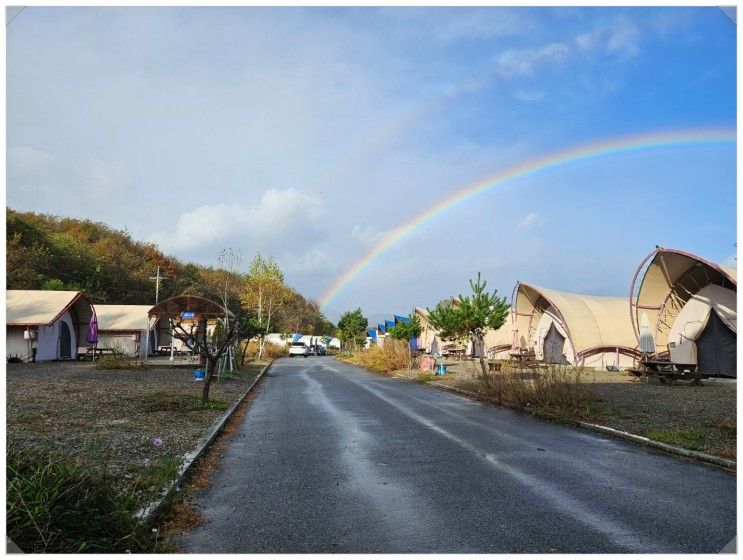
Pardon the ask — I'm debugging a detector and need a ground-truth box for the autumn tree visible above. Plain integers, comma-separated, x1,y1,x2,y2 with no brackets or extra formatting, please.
241,253,290,359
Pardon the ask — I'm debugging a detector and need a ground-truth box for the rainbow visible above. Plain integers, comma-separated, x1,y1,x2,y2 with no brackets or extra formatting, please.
319,127,736,310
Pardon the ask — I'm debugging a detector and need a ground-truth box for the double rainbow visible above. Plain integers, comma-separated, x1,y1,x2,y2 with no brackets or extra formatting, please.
319,127,736,310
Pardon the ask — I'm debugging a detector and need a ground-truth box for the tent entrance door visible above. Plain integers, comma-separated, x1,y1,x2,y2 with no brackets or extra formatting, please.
543,323,567,364
696,311,736,378
59,322,72,359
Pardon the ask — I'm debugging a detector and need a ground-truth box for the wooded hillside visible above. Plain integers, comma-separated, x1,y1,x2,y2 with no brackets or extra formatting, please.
6,209,335,335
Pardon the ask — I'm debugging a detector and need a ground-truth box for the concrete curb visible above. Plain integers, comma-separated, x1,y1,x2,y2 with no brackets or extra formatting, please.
403,377,736,472
136,361,273,523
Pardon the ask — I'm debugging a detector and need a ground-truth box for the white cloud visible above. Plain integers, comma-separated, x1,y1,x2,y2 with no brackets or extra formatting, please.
150,188,326,255
513,89,545,102
283,247,341,274
606,20,640,58
8,146,56,172
574,21,641,58
496,42,570,77
517,212,540,230
351,224,391,247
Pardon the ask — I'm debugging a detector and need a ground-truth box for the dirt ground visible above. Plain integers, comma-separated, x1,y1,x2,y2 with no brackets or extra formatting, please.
6,360,266,506
391,358,736,459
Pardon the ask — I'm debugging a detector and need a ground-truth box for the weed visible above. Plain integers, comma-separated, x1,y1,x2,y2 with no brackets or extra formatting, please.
93,354,149,370
6,447,153,553
415,372,435,384
478,364,595,419
646,428,705,450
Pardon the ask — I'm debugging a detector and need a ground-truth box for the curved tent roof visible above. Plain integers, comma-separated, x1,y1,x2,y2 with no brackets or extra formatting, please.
7,290,92,326
513,282,638,361
629,247,737,353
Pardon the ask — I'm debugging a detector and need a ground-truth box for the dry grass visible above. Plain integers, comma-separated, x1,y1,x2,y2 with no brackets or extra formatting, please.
342,340,410,373
474,363,596,420
240,340,288,361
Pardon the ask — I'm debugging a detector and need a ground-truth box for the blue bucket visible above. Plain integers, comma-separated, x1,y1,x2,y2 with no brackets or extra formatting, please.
437,364,447,376
193,369,205,380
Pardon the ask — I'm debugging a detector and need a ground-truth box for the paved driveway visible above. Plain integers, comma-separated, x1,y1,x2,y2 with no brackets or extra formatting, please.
176,357,735,553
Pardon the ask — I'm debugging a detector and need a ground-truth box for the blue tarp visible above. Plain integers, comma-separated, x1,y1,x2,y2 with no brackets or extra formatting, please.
292,333,302,342
409,337,418,350
378,323,386,333
367,329,377,341
385,320,395,331
394,315,411,324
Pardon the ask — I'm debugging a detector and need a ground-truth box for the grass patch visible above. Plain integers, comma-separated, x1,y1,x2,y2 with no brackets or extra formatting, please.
93,354,149,370
415,372,435,384
7,447,154,553
646,428,706,450
139,392,227,413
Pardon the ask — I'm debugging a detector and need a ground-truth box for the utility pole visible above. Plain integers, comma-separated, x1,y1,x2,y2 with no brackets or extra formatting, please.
149,266,169,305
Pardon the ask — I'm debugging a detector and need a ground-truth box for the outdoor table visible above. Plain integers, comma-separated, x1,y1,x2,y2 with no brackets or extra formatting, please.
633,359,702,385
445,348,467,361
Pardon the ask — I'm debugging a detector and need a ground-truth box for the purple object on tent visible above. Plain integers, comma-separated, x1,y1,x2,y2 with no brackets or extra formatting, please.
85,312,99,344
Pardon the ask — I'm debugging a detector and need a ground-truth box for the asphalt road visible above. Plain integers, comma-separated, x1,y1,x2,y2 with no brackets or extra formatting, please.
176,357,736,553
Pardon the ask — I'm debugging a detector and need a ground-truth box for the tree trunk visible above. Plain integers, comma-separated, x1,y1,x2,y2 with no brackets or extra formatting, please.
477,334,488,379
201,357,219,404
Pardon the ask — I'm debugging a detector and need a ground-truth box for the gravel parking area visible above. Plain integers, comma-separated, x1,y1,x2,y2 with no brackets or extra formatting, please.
7,360,265,506
390,359,736,460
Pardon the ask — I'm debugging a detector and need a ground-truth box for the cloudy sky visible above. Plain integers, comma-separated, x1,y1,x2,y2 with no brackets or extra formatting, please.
7,7,736,322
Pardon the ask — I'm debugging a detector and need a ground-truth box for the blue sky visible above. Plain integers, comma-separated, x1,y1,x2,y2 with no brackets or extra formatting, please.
6,7,736,321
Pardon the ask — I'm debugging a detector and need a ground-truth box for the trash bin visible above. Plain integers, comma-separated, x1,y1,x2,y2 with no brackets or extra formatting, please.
193,369,205,381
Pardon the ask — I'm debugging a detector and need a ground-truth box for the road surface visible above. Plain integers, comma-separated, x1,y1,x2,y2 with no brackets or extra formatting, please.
176,357,735,553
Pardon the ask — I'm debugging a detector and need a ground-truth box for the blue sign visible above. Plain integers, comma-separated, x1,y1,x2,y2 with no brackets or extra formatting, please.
181,312,195,319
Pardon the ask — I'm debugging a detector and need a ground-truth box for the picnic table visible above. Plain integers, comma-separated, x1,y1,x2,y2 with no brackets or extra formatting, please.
628,358,702,385
444,348,467,360
77,347,121,361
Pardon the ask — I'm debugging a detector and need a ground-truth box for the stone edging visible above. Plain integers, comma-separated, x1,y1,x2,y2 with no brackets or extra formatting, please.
401,377,736,472
136,361,273,523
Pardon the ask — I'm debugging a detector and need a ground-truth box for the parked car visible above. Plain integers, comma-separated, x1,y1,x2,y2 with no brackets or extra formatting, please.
289,342,309,357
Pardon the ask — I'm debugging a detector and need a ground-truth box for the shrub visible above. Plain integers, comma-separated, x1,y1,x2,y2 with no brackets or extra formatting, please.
7,448,152,553
415,372,435,384
479,364,595,419
345,340,409,373
93,354,149,370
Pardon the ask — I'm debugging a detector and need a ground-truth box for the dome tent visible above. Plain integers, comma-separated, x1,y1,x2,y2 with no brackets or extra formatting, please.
629,247,736,377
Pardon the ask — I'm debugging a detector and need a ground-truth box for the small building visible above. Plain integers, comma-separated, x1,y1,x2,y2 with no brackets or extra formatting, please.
630,247,736,377
512,282,640,369
94,304,172,356
6,290,95,361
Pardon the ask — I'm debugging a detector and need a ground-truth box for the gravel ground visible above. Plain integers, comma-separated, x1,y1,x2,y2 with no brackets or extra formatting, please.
6,360,265,506
389,359,736,459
